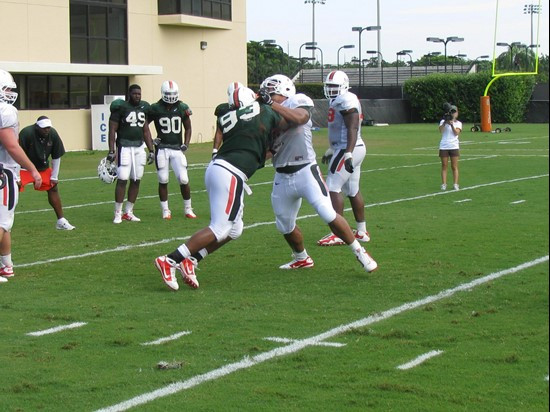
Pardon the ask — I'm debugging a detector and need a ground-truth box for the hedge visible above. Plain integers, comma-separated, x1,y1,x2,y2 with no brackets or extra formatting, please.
403,73,536,123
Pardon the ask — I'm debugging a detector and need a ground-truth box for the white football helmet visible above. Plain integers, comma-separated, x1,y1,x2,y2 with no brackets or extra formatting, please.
98,158,117,184
260,74,296,98
226,81,244,96
161,80,179,104
0,69,18,105
228,86,257,109
324,70,350,99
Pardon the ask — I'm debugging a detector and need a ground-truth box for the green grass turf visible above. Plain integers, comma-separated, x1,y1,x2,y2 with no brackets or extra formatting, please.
0,123,548,411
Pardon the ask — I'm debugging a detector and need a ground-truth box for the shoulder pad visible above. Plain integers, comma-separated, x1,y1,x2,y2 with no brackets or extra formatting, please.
109,99,125,113
0,103,18,128
285,93,314,109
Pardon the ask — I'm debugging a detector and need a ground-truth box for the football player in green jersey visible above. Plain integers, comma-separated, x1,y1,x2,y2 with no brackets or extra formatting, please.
149,81,196,220
154,87,288,291
211,81,244,158
107,84,155,224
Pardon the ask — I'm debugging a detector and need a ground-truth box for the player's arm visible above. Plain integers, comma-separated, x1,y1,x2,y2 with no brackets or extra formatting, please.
108,120,118,155
183,116,192,147
1,128,42,189
342,108,359,152
143,121,154,152
270,102,309,126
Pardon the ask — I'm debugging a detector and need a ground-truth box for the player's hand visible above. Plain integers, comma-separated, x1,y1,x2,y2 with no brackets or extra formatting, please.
147,151,155,165
180,144,188,153
50,179,59,187
106,151,116,163
258,89,273,106
344,152,354,173
321,148,334,164
32,171,43,190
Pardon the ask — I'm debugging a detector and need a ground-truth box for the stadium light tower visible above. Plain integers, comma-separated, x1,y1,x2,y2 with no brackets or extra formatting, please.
304,0,326,61
427,36,464,72
337,44,355,69
352,25,381,89
523,4,541,47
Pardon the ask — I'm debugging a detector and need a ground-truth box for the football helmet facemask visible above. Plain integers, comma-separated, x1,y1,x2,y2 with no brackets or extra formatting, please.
228,87,257,109
161,80,179,104
324,70,350,99
0,69,18,105
98,157,117,184
260,74,296,98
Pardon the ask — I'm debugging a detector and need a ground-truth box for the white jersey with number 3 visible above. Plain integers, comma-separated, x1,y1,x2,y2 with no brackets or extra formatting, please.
272,93,316,168
0,102,20,171
327,92,364,150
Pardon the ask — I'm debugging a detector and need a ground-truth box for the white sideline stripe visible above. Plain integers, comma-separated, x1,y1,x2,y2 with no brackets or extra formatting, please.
26,322,87,336
141,331,191,346
15,173,549,269
95,256,549,412
264,336,346,348
16,156,496,215
454,199,472,203
510,200,526,204
396,350,444,370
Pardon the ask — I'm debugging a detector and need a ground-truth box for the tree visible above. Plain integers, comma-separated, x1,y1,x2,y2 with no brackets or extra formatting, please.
247,41,300,85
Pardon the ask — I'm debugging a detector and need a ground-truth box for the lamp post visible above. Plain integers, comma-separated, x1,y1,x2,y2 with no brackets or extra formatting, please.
352,25,381,89
304,0,326,61
306,44,324,82
337,44,355,69
450,53,467,73
523,4,541,47
366,50,383,86
261,39,286,75
467,54,489,73
426,36,464,72
426,51,441,73
398,49,413,78
299,42,317,82
497,42,524,70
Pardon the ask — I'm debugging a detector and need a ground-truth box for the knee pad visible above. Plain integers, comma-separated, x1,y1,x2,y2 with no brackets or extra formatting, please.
177,169,189,185
157,169,169,184
313,198,337,224
228,219,243,240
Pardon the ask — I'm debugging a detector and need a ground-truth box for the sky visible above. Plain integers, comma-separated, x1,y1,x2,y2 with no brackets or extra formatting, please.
246,0,549,65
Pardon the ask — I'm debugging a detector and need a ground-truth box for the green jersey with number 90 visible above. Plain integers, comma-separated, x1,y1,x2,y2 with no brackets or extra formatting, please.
149,99,192,150
216,101,281,178
109,99,151,147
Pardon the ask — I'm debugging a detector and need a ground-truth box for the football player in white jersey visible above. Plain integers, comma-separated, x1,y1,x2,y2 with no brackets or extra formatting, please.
0,69,42,282
318,70,371,247
259,74,377,273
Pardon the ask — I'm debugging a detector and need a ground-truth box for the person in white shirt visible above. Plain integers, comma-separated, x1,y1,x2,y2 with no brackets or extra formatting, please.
438,104,462,191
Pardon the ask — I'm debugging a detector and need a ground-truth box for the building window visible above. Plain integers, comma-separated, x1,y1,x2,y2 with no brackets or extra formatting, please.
70,0,128,64
158,0,231,21
12,74,128,110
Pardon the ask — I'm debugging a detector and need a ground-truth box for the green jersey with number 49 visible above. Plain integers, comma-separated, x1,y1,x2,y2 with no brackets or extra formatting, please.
149,99,192,149
216,101,281,178
109,99,151,147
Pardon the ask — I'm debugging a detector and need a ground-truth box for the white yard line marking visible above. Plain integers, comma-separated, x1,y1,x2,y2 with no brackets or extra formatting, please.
510,200,526,204
396,350,444,370
26,322,87,337
15,174,549,269
264,337,346,348
454,199,472,203
95,256,549,412
16,156,497,215
141,331,191,346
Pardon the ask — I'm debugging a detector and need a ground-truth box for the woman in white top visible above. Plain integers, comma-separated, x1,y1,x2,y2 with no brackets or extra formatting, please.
438,105,462,190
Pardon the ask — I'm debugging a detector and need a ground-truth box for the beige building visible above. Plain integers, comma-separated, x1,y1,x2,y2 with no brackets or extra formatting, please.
0,0,247,150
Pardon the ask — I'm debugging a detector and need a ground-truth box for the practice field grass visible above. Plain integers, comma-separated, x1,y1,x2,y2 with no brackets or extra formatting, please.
1,123,548,411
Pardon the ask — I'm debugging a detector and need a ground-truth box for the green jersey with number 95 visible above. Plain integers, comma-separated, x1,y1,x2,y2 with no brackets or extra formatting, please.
149,99,192,149
216,101,282,178
109,99,151,147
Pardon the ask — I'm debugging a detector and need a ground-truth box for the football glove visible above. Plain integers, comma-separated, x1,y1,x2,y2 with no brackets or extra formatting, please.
153,138,161,146
180,144,188,153
106,151,116,163
258,89,273,106
147,151,155,165
212,148,218,159
344,152,354,173
321,148,334,164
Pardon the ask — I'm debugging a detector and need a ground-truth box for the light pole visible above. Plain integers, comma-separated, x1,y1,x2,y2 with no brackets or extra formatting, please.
523,4,541,47
304,0,326,61
450,53,467,73
299,42,317,82
426,36,464,72
261,39,286,75
467,54,489,73
306,44,324,82
352,25,381,90
337,44,355,69
426,51,441,73
398,49,413,78
366,50,383,86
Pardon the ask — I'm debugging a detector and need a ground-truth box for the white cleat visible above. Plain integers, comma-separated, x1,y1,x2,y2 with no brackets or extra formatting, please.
154,256,179,291
122,212,141,222
453,184,460,191
279,256,314,269
353,230,370,243
113,211,122,224
185,209,197,219
162,209,172,220
354,247,378,272
317,233,346,246
56,218,75,230
178,257,199,289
